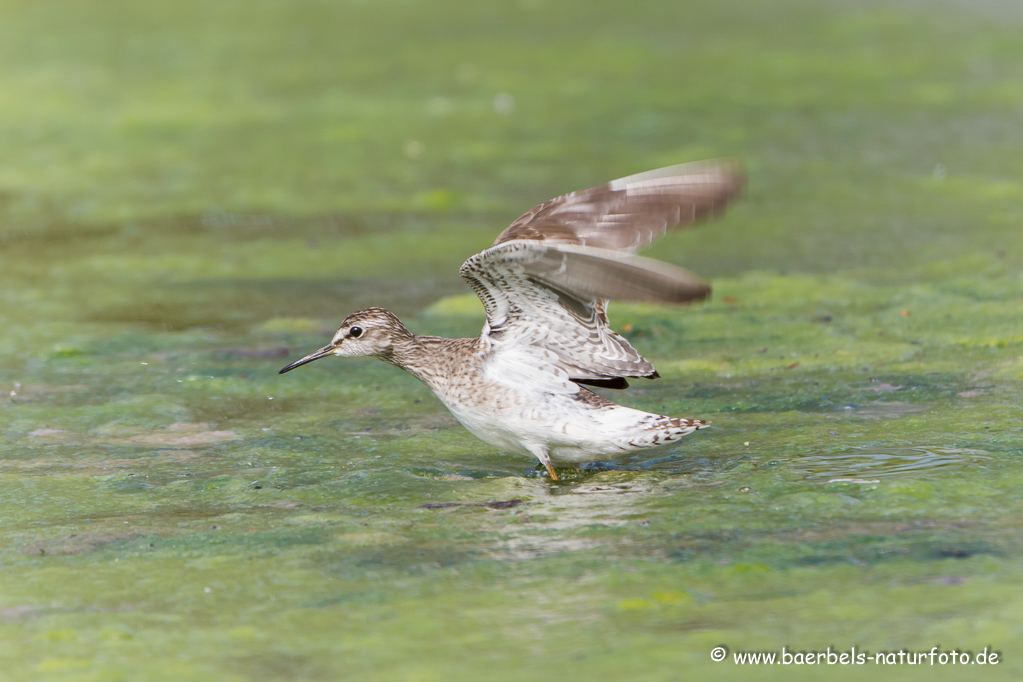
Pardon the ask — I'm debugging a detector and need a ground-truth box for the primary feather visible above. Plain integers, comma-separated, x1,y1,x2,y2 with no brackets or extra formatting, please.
461,159,744,388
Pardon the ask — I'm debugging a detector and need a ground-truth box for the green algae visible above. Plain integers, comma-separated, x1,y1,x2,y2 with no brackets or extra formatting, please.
1,0,1023,679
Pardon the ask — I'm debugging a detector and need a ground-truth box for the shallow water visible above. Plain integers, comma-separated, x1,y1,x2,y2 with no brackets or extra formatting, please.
1,0,1023,680
794,447,985,481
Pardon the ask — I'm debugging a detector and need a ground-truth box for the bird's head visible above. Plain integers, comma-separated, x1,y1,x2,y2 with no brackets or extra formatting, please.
278,307,413,374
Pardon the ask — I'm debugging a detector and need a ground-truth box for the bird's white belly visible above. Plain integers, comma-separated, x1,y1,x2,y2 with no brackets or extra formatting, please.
437,388,656,463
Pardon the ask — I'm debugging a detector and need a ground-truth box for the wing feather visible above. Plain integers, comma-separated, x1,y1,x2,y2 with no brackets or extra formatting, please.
493,159,743,251
462,160,744,386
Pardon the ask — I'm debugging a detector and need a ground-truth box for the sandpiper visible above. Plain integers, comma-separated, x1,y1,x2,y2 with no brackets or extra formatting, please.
280,160,744,479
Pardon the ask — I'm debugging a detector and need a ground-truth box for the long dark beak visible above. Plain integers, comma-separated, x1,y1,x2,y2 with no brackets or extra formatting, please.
278,344,336,374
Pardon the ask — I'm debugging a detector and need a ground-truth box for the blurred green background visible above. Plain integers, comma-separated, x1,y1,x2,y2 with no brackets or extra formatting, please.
0,0,1021,680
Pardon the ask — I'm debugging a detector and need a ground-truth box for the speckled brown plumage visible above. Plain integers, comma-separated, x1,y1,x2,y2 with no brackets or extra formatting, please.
279,161,743,479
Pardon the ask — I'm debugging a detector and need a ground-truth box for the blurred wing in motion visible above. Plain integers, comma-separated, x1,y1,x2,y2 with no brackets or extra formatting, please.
461,160,745,388
492,159,744,251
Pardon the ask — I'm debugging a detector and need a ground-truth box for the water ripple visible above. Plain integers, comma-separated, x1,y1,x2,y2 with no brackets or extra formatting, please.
794,447,989,481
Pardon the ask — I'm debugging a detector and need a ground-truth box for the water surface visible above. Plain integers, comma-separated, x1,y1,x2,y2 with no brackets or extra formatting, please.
1,0,1022,680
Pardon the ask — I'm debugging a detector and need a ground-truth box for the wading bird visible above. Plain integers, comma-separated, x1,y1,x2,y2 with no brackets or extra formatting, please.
280,161,744,479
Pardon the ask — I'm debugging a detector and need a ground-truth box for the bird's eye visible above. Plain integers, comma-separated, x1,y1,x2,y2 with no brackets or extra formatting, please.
349,326,363,339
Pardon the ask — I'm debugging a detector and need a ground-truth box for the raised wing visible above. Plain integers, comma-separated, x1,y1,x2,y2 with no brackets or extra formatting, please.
461,160,744,388
493,159,744,251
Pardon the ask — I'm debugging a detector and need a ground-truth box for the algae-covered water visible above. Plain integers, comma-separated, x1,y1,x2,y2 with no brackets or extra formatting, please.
1,0,1022,679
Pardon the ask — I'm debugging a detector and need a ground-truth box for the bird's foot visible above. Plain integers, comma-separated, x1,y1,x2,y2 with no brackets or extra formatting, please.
529,447,559,481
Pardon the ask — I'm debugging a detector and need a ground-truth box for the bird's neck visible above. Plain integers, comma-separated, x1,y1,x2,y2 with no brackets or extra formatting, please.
383,335,479,387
